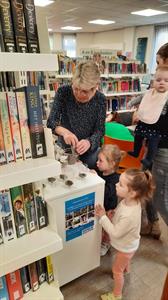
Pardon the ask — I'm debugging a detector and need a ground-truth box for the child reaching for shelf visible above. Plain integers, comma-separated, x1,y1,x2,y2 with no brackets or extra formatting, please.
96,144,125,256
95,168,155,300
127,66,168,170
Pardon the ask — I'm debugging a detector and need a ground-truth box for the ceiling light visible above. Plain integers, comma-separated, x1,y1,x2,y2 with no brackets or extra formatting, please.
88,19,115,25
34,0,54,7
61,26,82,30
131,9,167,16
48,28,53,32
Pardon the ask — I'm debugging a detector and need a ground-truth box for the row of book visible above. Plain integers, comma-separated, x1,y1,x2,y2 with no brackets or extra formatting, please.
106,62,146,74
0,86,46,165
99,78,141,94
106,95,133,111
0,255,54,299
0,180,48,244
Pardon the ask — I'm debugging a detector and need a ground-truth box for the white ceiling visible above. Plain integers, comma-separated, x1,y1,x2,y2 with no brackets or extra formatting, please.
36,0,168,33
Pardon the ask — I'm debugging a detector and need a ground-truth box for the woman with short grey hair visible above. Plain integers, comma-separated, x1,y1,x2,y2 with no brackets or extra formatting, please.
47,61,106,169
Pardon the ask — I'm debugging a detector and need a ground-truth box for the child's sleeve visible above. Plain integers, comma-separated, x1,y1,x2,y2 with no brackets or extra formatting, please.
99,214,132,239
127,94,143,109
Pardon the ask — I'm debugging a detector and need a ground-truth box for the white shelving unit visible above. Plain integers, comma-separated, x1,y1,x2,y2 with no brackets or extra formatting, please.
101,73,146,78
104,91,143,97
0,52,63,300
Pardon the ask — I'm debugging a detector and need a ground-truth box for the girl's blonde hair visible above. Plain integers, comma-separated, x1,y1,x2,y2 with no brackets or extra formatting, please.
72,61,100,90
125,168,155,203
99,144,125,171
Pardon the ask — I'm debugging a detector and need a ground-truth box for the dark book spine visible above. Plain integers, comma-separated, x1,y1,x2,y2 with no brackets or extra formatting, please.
10,0,28,53
0,18,5,51
0,0,16,52
28,262,39,292
36,258,47,285
23,86,46,158
22,0,40,53
20,266,31,293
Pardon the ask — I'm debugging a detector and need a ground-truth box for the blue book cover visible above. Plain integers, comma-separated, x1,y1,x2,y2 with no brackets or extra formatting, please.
0,276,9,300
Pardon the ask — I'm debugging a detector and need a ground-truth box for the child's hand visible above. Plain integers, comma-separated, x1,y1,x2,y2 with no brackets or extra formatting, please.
95,204,106,218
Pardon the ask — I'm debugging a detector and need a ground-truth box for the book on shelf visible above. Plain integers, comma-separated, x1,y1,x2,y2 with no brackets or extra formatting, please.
36,258,47,285
33,181,48,229
0,189,17,243
28,262,39,292
0,92,15,163
0,110,7,165
0,17,4,52
0,276,9,300
10,186,28,238
7,92,23,161
16,86,47,158
20,266,31,294
0,0,16,52
0,223,4,245
22,183,37,233
45,255,54,284
15,91,32,160
6,270,23,300
23,0,40,53
10,0,28,53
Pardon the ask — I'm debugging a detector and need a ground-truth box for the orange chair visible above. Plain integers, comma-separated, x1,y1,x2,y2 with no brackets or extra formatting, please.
104,135,145,171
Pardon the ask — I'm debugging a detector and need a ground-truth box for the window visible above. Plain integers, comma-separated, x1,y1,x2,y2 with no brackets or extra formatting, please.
151,24,168,73
62,34,76,57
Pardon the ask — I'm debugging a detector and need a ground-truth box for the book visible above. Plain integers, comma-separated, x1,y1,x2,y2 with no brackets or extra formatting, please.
0,0,16,52
0,276,9,300
22,0,40,53
20,266,30,294
22,183,37,233
10,0,28,53
28,262,39,291
6,270,23,300
0,189,17,243
33,181,48,229
0,18,5,52
7,92,23,161
0,110,6,165
36,258,46,285
10,186,27,238
0,92,15,163
0,223,4,245
17,86,46,158
15,91,32,160
45,256,54,284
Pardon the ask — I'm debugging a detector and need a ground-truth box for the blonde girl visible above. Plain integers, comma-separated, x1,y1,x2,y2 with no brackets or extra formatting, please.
95,168,155,300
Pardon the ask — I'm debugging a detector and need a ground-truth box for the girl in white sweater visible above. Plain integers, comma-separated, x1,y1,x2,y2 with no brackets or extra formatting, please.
95,168,155,300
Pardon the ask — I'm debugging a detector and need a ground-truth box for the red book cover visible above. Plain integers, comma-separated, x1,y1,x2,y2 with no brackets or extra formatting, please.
28,262,39,292
6,270,23,300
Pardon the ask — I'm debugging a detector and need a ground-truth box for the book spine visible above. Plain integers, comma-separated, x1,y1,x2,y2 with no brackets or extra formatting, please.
0,221,4,245
24,86,46,158
33,181,48,229
0,18,5,51
10,0,28,53
45,256,54,284
0,109,7,165
0,0,16,52
28,262,39,291
23,0,40,53
36,258,46,285
22,183,37,233
7,92,23,161
0,92,15,163
20,266,30,293
0,189,17,243
10,186,27,238
6,270,23,300
15,91,32,160
0,276,9,300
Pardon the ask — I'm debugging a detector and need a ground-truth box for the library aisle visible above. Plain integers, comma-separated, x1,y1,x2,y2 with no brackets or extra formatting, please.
61,217,168,300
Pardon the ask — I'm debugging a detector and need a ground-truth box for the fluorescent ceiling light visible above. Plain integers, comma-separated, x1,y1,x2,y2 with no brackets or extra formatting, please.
48,28,53,32
34,0,54,7
131,9,167,16
88,19,115,25
61,26,82,30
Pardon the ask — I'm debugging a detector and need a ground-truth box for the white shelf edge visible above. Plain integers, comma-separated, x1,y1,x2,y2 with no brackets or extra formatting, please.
105,91,143,97
0,227,63,277
101,73,146,78
55,74,73,79
0,53,58,72
0,158,61,190
40,90,55,97
24,281,64,300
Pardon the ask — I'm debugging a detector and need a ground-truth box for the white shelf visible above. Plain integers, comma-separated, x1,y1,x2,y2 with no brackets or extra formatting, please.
0,53,58,71
105,91,143,97
101,73,146,78
55,74,73,79
40,90,55,97
0,158,61,190
0,227,63,277
24,282,64,300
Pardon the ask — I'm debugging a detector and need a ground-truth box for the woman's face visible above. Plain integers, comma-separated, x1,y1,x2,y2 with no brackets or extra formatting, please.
72,84,97,103
156,54,168,66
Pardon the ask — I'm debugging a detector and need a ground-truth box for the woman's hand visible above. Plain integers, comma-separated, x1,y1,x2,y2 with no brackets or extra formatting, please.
95,204,106,218
76,139,91,155
63,131,78,148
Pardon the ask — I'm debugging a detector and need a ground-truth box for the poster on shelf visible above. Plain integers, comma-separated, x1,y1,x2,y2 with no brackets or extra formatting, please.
65,192,95,242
